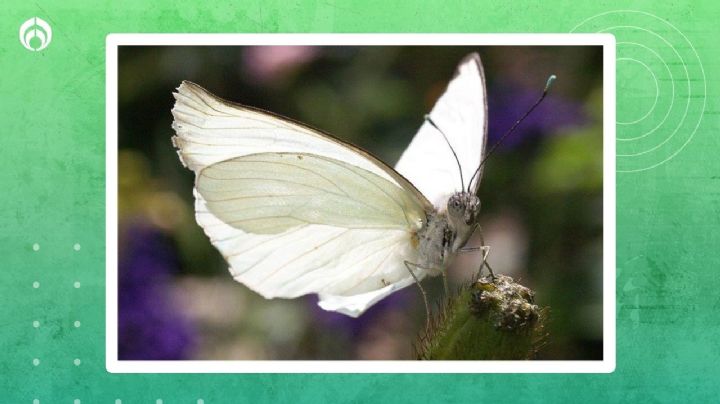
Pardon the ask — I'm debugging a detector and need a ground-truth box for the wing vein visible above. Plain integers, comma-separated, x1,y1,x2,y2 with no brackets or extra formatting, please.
221,158,352,198
256,229,352,286
312,154,413,225
284,235,395,295
222,225,307,259
183,88,297,130
339,238,403,294
200,177,346,200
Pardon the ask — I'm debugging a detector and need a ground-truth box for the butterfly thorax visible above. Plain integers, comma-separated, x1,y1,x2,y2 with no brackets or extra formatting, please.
415,211,452,275
415,192,480,274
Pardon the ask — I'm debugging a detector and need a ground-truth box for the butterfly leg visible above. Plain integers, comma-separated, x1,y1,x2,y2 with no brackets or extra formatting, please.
485,259,497,280
477,231,495,279
459,245,496,280
479,246,496,280
404,260,431,334
475,231,496,280
441,267,450,297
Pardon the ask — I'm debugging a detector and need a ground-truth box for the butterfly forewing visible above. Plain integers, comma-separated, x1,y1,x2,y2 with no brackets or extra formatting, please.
173,81,432,208
394,53,488,205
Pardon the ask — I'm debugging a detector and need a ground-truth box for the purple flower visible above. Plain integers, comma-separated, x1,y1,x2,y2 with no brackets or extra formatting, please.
309,287,413,341
118,221,195,360
487,83,586,148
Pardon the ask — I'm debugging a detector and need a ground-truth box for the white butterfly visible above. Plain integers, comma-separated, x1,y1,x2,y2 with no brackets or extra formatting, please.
171,53,488,317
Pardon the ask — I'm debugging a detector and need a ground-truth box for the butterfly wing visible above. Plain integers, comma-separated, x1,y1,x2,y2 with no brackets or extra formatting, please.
172,81,433,317
394,53,488,205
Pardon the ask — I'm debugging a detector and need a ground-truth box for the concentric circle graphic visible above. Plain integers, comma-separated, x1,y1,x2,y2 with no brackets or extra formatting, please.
615,57,658,125
571,10,706,173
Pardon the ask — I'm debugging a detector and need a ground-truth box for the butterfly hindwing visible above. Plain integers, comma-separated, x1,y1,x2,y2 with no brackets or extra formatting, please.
197,152,426,234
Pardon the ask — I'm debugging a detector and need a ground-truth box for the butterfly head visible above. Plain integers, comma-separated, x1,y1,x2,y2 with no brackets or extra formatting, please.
447,192,480,251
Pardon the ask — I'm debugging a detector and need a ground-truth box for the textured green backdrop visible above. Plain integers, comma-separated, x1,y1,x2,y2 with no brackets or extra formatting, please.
2,1,718,402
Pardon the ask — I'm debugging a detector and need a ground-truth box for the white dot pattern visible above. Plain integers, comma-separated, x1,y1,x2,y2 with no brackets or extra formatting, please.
24,241,208,402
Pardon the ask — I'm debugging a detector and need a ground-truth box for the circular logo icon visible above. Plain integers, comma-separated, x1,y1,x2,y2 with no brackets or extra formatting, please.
19,17,52,51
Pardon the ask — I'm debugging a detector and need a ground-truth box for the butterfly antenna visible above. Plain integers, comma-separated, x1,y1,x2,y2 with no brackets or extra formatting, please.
467,74,557,192
424,115,465,191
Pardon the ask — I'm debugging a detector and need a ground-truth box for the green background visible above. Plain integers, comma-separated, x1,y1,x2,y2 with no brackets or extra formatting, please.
1,0,718,402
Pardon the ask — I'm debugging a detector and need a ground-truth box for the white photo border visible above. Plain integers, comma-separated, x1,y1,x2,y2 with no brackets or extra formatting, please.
106,33,616,373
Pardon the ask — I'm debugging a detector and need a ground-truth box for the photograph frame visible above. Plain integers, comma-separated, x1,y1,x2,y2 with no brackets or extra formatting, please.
106,33,616,373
